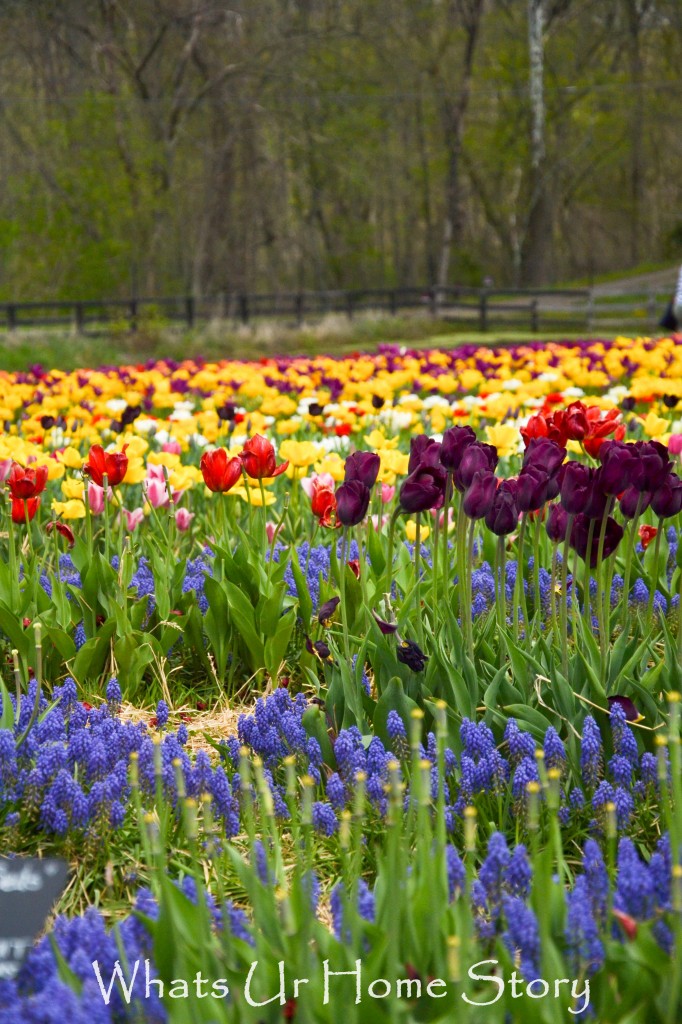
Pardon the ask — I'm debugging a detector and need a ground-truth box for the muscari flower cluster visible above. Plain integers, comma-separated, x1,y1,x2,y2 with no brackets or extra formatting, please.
0,875,253,1024
1,680,666,863
0,681,239,843
227,688,663,845
2,824,675,1021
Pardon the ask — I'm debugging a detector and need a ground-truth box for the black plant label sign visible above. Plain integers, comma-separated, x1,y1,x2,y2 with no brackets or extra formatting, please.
0,857,69,980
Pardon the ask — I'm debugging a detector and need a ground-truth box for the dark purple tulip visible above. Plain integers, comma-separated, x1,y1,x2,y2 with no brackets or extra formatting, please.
399,464,447,513
599,440,642,495
372,611,398,635
570,513,623,567
619,486,651,519
516,466,551,513
396,639,428,672
546,503,568,543
651,476,682,518
523,437,566,476
639,440,673,492
545,470,562,502
318,596,340,624
454,442,499,492
408,435,442,473
305,637,333,661
344,451,381,489
560,462,592,515
335,480,371,526
462,471,497,519
582,468,608,520
607,695,643,722
485,482,518,535
440,426,476,471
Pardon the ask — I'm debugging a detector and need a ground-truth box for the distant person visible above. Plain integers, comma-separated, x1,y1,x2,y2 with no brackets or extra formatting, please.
675,264,682,326
660,266,682,333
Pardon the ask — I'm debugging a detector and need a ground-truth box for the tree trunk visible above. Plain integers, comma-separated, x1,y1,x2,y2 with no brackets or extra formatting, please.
521,0,554,285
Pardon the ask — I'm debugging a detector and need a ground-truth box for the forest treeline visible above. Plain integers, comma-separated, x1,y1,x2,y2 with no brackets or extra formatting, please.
1,0,681,300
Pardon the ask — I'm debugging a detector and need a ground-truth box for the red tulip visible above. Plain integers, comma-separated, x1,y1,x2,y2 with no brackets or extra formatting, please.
310,479,337,519
8,462,48,500
46,520,76,547
11,497,40,524
239,435,289,479
638,524,658,550
200,448,243,493
85,444,129,487
612,909,637,941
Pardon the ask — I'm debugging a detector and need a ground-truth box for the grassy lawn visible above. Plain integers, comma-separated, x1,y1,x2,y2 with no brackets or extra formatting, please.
0,311,637,373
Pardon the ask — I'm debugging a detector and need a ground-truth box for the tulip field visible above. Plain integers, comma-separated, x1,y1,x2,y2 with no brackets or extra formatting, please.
2,335,682,1022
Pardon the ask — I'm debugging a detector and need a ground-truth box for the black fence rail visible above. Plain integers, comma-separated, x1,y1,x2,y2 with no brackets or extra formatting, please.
0,284,672,335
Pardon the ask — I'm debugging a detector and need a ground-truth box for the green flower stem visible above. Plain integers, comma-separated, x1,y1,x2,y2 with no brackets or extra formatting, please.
22,499,34,563
258,479,269,551
464,516,476,661
677,563,682,666
355,524,370,628
441,474,453,606
513,514,528,643
549,540,558,633
532,512,541,636
339,527,351,661
620,495,643,632
594,500,613,673
430,513,440,627
645,516,664,628
582,518,596,633
571,546,580,644
455,499,467,629
495,535,507,656
7,507,19,610
413,514,424,645
102,472,110,565
383,506,403,601
51,520,64,608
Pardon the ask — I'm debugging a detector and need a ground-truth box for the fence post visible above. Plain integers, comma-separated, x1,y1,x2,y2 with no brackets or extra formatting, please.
6,304,16,330
129,298,138,331
73,303,85,334
647,285,657,329
185,296,195,329
239,293,249,325
530,299,539,333
586,289,594,331
429,286,438,317
479,291,488,332
295,293,304,326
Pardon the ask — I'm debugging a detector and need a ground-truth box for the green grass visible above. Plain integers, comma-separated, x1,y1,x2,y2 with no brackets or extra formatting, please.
0,314,630,373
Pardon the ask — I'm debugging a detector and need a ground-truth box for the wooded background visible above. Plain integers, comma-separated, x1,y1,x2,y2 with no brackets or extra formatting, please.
1,0,681,300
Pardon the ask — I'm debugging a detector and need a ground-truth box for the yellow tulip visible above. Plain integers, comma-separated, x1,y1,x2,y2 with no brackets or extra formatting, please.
147,451,181,467
61,478,85,500
57,446,84,469
279,440,323,469
51,499,86,519
405,520,430,542
642,411,669,440
364,429,398,450
485,424,521,459
122,458,148,485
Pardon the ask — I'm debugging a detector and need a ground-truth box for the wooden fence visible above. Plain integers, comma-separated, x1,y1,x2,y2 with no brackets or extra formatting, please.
0,283,673,335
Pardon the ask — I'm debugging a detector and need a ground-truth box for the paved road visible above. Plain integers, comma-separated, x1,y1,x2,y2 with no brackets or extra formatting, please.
590,266,678,297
